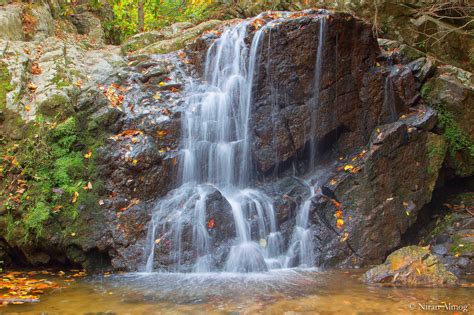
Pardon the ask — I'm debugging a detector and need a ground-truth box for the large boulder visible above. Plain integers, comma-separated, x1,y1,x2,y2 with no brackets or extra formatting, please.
421,65,474,177
363,246,458,287
131,20,222,56
0,5,24,41
67,12,105,46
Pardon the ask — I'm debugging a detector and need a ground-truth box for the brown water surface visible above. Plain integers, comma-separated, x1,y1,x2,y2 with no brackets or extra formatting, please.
2,269,472,314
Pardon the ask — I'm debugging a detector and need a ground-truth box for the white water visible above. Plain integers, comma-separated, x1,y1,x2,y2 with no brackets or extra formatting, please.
144,13,328,273
309,17,326,170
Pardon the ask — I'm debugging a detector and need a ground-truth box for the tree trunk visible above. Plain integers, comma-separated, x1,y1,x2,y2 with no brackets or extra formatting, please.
138,0,145,32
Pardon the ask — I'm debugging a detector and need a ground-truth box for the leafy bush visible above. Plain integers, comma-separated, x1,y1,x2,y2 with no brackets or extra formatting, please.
110,0,215,41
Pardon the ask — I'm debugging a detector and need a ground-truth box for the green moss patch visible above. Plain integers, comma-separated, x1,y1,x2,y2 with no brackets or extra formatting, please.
0,62,13,111
1,113,106,244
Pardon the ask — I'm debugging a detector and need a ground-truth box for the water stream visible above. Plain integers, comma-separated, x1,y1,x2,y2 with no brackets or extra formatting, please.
144,13,328,273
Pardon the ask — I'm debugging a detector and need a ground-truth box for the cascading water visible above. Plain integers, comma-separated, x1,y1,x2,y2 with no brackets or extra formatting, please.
309,16,326,170
284,14,328,268
144,12,328,273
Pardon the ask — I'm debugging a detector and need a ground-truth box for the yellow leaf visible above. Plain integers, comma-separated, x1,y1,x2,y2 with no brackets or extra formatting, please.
336,219,344,229
132,159,138,165
156,130,168,138
71,191,79,203
343,164,354,172
71,232,76,237
84,149,92,159
25,105,31,112
159,82,166,86
155,238,161,244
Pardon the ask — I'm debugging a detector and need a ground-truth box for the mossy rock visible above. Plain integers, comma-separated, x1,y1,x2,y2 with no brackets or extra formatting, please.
134,20,222,56
121,31,164,55
426,133,446,189
363,246,458,287
0,61,13,111
38,93,73,118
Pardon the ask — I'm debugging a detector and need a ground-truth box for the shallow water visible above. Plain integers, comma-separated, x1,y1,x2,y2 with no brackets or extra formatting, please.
3,269,472,314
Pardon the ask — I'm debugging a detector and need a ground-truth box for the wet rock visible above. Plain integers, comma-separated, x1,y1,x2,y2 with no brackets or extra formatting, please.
407,57,436,84
400,105,437,131
249,13,382,173
363,246,458,287
306,121,446,267
432,244,448,256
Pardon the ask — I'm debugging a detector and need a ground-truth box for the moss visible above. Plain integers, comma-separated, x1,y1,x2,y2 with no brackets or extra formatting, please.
435,104,474,158
426,134,447,175
428,213,454,239
38,94,72,118
1,113,107,243
0,62,13,111
449,235,474,255
420,81,433,99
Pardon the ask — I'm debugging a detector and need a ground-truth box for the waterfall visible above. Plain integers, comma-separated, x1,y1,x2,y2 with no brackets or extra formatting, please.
284,181,315,268
382,69,399,123
144,12,328,273
309,16,327,170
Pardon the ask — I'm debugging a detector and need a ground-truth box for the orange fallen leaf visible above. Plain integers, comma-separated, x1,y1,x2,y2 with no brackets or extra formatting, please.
207,218,215,229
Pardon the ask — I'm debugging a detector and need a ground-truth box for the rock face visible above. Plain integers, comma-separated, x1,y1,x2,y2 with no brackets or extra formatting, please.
0,5,25,41
0,8,470,274
363,246,458,287
122,20,222,56
67,12,105,45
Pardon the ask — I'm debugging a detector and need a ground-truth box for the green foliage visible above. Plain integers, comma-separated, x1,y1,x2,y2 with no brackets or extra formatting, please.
450,235,474,255
435,104,474,158
1,115,104,243
111,0,214,41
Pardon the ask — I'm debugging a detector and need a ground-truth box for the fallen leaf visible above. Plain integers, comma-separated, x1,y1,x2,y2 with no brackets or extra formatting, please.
27,83,37,92
71,191,79,203
83,181,92,190
207,218,215,229
84,149,92,159
52,205,63,213
31,63,42,75
343,164,354,172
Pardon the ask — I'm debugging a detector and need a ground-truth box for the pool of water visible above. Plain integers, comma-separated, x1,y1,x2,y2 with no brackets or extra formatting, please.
2,269,472,314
